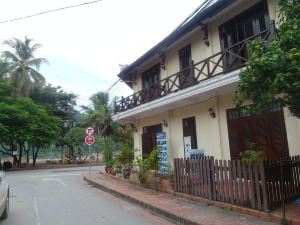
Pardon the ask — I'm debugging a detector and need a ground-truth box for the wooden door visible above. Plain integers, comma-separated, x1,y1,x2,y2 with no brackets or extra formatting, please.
227,104,289,159
142,124,162,157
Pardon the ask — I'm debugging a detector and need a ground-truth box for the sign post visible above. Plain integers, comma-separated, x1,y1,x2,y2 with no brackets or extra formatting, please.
85,127,95,176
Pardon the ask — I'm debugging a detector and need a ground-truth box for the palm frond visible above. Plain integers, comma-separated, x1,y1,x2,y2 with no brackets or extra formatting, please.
27,58,49,70
1,51,20,62
29,68,46,85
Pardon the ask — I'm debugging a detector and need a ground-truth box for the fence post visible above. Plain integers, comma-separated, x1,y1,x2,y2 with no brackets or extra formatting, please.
207,157,213,200
174,158,178,192
259,160,269,211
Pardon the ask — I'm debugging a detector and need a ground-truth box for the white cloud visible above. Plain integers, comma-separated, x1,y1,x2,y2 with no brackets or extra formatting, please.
0,0,203,107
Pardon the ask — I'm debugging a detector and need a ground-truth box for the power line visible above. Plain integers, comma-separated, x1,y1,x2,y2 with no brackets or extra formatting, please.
0,0,102,24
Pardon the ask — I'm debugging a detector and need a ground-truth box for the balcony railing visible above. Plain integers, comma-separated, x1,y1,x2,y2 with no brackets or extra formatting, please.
114,29,272,114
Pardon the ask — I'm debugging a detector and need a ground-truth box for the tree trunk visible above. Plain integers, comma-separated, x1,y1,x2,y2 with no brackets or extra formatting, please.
61,146,64,163
33,147,39,166
18,143,23,164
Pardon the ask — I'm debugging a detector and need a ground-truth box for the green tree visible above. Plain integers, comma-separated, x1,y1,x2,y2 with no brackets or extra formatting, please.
64,127,86,160
235,0,300,118
0,97,61,165
2,36,48,96
80,92,112,137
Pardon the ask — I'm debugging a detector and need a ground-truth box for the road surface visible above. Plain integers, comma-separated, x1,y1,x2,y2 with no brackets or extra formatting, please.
0,166,173,225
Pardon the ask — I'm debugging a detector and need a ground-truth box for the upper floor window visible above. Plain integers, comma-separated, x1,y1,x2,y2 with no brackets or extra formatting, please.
142,64,160,89
219,0,270,70
179,44,195,88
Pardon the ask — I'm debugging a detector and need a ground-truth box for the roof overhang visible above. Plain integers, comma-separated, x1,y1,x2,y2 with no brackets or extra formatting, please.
112,69,241,123
117,0,237,88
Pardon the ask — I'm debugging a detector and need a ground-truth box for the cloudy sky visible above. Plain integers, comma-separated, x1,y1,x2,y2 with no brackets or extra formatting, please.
0,0,203,107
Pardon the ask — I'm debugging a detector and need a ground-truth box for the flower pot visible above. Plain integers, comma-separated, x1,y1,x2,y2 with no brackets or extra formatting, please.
105,166,113,174
122,169,131,179
160,178,175,192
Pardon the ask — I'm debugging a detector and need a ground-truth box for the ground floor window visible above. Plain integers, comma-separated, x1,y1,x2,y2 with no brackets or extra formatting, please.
141,124,162,157
182,117,197,157
226,103,289,159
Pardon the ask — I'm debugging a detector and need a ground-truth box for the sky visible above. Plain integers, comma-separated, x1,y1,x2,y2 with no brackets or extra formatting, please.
0,0,203,108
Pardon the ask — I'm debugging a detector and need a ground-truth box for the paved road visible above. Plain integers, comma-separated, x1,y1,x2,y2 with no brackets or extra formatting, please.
0,166,174,225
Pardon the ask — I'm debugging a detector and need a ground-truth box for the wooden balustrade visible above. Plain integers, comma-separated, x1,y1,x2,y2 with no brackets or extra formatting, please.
114,29,272,114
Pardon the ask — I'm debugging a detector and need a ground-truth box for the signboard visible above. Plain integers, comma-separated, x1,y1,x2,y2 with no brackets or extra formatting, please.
156,132,168,176
85,127,94,136
85,136,95,145
184,136,192,158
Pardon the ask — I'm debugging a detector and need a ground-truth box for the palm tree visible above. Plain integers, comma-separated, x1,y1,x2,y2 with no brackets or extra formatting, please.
2,36,48,96
0,59,9,79
81,92,112,137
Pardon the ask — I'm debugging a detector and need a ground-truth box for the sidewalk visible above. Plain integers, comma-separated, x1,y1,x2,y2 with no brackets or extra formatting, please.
83,171,298,225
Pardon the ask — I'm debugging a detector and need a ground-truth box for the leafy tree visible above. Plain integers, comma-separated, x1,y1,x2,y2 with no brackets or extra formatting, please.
80,92,112,137
2,36,48,96
30,84,77,119
64,127,86,160
235,0,300,118
0,97,61,165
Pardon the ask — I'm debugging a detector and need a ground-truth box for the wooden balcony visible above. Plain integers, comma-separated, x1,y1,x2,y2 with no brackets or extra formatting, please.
114,29,272,114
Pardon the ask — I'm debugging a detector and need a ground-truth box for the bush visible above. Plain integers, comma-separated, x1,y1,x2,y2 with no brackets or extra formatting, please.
148,147,159,170
167,165,174,180
135,158,150,184
116,143,134,166
3,161,12,170
240,149,263,165
103,138,114,168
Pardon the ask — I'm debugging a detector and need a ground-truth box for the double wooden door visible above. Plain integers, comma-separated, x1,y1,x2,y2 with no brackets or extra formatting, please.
227,105,289,159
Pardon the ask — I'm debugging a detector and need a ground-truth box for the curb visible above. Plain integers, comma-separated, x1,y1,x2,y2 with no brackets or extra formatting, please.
84,174,298,225
83,175,201,225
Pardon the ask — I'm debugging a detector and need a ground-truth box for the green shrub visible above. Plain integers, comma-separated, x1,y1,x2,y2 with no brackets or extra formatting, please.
135,158,150,184
116,143,134,166
103,138,114,168
148,147,159,170
240,149,263,165
167,165,174,180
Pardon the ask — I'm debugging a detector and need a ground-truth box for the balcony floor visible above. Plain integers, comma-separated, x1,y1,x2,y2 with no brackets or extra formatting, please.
112,69,240,123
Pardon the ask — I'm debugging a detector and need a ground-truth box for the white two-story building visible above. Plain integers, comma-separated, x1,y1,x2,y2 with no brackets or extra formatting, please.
112,0,300,163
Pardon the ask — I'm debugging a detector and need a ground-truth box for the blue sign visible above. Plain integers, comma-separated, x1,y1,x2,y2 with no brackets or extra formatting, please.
156,132,168,176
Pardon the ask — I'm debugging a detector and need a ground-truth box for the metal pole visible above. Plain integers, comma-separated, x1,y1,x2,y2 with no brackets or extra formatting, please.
89,145,91,176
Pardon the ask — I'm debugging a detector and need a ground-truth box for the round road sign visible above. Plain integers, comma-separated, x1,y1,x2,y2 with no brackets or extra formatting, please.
85,127,94,136
85,136,95,145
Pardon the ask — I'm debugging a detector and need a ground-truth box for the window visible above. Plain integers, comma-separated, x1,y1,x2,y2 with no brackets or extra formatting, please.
182,117,198,157
219,1,270,70
179,44,194,88
142,64,160,89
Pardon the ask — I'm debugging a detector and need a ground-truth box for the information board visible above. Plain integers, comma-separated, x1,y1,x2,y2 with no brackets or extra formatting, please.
156,132,168,176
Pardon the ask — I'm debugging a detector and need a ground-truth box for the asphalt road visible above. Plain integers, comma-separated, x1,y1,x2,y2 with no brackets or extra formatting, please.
0,166,174,225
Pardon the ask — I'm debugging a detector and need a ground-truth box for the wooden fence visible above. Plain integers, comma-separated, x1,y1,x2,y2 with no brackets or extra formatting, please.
174,156,300,211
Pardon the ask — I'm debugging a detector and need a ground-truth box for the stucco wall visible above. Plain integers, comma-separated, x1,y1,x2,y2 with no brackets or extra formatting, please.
133,93,300,164
132,0,278,94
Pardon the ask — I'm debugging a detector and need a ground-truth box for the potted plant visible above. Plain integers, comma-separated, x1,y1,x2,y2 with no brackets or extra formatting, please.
134,158,150,184
146,148,159,186
116,143,134,178
160,165,175,192
122,163,132,179
103,139,114,173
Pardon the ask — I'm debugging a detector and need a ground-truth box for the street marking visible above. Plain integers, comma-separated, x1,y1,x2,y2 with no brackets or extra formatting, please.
42,178,67,187
34,198,41,225
31,173,81,178
56,178,66,186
